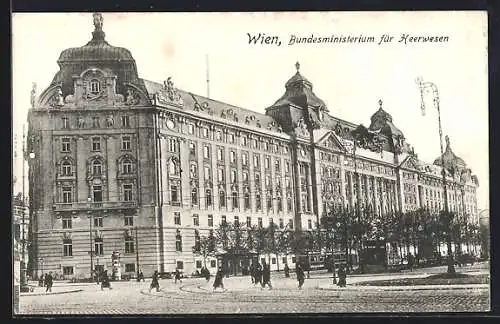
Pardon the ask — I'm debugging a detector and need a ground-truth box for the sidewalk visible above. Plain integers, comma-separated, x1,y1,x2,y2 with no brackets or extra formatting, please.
20,285,83,296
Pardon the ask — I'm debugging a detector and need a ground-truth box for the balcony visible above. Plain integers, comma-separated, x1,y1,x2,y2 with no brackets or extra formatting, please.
53,201,138,212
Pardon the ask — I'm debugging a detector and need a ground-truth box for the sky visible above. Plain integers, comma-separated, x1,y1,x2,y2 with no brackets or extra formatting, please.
11,12,489,210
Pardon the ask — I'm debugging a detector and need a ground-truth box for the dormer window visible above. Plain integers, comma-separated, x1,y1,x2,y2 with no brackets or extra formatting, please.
90,79,100,94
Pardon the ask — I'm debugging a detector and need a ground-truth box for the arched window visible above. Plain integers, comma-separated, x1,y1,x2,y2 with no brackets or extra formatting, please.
90,79,100,94
191,187,198,206
205,189,212,207
219,190,226,208
232,191,238,209
62,160,72,176
244,191,250,210
122,159,133,174
92,160,102,175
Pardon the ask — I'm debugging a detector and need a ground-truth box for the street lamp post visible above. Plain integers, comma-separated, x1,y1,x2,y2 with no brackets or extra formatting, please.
88,197,94,281
417,77,455,274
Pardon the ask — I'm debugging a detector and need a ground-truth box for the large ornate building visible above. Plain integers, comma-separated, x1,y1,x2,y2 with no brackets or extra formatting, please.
27,14,479,279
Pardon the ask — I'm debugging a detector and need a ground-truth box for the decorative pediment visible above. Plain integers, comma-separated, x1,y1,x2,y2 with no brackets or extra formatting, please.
155,77,184,107
400,155,421,172
316,131,347,152
62,231,72,240
38,84,66,108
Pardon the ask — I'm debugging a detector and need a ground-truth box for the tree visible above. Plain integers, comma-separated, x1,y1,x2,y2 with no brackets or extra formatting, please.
192,234,216,268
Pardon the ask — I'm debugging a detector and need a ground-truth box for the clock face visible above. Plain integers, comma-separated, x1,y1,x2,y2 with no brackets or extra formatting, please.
166,119,175,130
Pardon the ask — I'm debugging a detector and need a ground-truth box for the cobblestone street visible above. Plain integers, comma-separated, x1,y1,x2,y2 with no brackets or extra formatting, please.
18,267,490,315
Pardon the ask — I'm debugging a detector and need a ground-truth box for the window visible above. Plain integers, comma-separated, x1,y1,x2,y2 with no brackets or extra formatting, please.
272,258,276,265
217,148,224,162
90,79,100,94
92,160,102,175
218,168,225,183
265,157,270,169
62,117,69,129
123,184,133,201
243,172,249,182
216,131,222,141
261,258,266,264
241,137,247,146
92,137,101,151
125,236,135,253
230,151,236,163
188,124,195,135
221,215,227,226
168,138,177,152
292,257,296,264
228,133,234,143
203,146,210,159
283,257,287,264
171,185,179,204
254,155,260,168
61,138,71,152
234,216,239,226
193,214,199,226
244,192,250,210
174,212,181,225
124,216,133,226
267,195,272,211
219,190,226,208
308,219,312,229
94,238,104,255
256,193,261,211
177,261,184,270
242,153,248,166
279,218,284,229
61,161,72,176
269,218,274,226
232,192,238,209
122,136,131,150
210,260,217,268
204,166,211,181
258,217,263,227
231,170,237,183
275,160,281,172
246,217,251,228
94,217,103,228
205,189,212,207
202,128,209,138
122,159,133,174
63,239,73,256
125,264,135,273
189,142,196,156
190,164,198,178
196,260,202,269
92,116,100,128
62,186,72,203
63,266,74,275
255,174,261,185
191,187,198,205
121,115,130,127
93,185,102,202
287,197,293,211
208,214,214,227
252,139,258,148
264,142,269,151
62,216,72,229
289,219,294,229
175,230,182,251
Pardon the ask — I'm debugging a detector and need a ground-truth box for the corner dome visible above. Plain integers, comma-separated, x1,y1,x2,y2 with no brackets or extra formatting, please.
57,14,134,63
368,100,404,137
433,135,467,172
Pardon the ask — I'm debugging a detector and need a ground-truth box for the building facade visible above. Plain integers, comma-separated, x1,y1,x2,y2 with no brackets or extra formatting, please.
27,14,480,279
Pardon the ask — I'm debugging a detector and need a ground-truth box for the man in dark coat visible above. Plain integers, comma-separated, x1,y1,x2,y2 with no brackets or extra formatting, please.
284,264,290,278
213,268,224,291
44,272,53,293
203,267,210,282
101,270,112,290
337,265,346,287
254,263,262,286
261,261,273,289
174,269,182,284
249,262,256,284
296,264,305,289
149,270,160,292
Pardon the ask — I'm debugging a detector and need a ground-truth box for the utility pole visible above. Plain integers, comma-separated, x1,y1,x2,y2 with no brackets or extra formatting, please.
135,226,140,276
88,197,94,280
21,124,27,288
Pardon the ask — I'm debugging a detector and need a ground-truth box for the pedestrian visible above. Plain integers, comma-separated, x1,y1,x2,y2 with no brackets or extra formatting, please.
213,268,224,291
174,269,182,284
296,263,305,289
337,264,346,288
44,272,53,293
249,262,256,284
203,267,210,282
149,270,160,293
261,261,273,289
139,271,145,282
284,263,290,278
254,263,262,286
407,253,414,272
101,270,112,290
